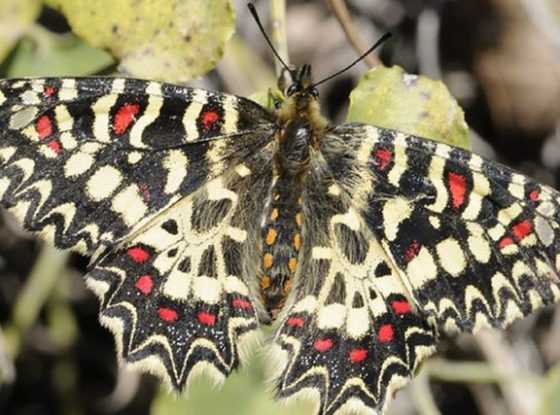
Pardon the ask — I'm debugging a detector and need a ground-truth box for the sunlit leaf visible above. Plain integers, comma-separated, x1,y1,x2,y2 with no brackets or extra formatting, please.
347,65,470,149
46,0,235,82
0,0,41,62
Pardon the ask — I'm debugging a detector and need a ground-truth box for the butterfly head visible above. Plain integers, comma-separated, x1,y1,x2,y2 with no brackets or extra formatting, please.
285,64,319,99
277,64,327,134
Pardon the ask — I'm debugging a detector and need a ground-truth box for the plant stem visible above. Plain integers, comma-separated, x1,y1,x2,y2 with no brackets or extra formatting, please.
270,0,290,80
4,244,69,356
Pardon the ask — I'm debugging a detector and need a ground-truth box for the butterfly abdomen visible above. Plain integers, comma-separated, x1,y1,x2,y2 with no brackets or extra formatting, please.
260,174,303,319
259,119,315,319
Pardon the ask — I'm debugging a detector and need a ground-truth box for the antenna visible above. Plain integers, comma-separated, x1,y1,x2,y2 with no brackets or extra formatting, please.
310,32,392,89
247,3,295,80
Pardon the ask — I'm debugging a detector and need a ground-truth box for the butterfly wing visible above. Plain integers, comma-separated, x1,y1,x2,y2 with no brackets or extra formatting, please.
271,140,436,414
0,77,274,255
272,124,560,414
0,77,276,387
87,156,273,388
352,124,560,333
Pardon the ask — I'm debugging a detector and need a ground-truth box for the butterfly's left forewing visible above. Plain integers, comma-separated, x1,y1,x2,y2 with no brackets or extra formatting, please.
0,78,274,255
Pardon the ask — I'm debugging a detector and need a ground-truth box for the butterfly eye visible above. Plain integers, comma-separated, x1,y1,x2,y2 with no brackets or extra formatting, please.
286,83,299,96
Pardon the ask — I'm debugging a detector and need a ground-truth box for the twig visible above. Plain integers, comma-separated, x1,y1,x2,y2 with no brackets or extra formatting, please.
519,0,560,49
270,0,290,80
327,0,379,67
469,384,509,415
0,325,15,385
476,330,539,415
217,36,276,96
411,370,442,415
416,8,443,80
425,358,509,384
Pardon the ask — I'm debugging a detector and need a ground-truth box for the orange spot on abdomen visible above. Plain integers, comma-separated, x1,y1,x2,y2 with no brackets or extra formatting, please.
265,228,277,245
263,253,273,269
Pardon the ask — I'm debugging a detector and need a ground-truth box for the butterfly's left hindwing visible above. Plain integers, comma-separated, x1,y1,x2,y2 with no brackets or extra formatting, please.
87,157,273,388
0,78,275,255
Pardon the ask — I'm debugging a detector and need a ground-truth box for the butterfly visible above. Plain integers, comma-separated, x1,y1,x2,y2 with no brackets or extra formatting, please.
1,60,560,414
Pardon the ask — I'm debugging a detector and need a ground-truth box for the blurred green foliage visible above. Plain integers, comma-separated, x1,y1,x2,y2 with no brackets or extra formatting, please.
538,361,560,415
5,30,113,77
152,351,314,415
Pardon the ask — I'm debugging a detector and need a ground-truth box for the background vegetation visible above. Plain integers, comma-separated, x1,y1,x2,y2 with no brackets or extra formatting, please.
1,0,560,414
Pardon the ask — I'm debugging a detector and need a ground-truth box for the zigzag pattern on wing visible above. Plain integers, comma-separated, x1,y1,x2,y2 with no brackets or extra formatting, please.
86,157,273,388
270,155,436,415
0,78,275,255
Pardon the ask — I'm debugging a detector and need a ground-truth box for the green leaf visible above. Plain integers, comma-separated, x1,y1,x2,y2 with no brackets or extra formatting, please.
347,65,470,150
0,0,41,63
5,31,114,77
249,87,283,111
544,0,560,22
46,0,235,82
537,361,560,415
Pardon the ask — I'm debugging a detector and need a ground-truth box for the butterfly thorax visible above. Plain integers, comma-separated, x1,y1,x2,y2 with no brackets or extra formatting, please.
259,65,327,320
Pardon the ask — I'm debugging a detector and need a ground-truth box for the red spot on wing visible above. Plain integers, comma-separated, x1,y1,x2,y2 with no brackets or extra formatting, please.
349,348,368,363
313,338,333,353
529,191,540,202
499,237,514,249
391,300,412,315
198,311,216,326
286,317,305,328
202,110,220,130
378,324,394,343
135,275,154,295
43,85,56,97
36,115,53,139
404,240,421,262
113,103,140,135
512,220,532,241
373,148,392,171
232,298,252,310
47,140,62,154
127,247,150,263
158,307,178,322
448,172,467,209
138,183,150,203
